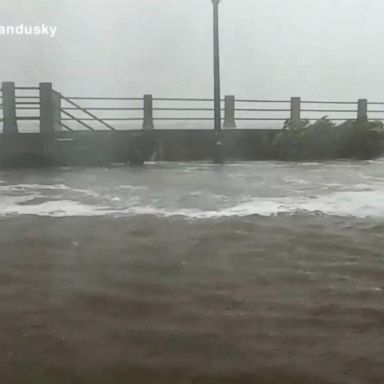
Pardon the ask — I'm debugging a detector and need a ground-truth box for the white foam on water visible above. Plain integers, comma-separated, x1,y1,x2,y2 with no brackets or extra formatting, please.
0,183,101,200
119,185,149,191
112,189,384,219
282,177,309,185
1,182,384,219
0,183,71,191
297,190,384,218
0,199,113,217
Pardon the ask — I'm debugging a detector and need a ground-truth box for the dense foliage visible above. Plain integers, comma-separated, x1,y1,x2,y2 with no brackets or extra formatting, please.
273,118,384,160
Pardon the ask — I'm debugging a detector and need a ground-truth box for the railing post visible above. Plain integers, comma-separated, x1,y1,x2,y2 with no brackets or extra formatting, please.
2,82,18,134
39,82,55,134
223,95,236,128
52,90,62,131
142,94,154,130
290,97,301,127
357,99,368,123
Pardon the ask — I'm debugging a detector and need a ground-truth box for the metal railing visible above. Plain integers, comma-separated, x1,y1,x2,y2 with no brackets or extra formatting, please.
58,95,368,131
1,82,383,133
14,86,40,122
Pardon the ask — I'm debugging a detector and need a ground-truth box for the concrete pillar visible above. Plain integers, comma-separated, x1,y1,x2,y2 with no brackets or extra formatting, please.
290,97,301,127
223,95,236,128
2,82,18,134
142,94,154,130
52,90,62,131
357,99,368,123
40,82,55,134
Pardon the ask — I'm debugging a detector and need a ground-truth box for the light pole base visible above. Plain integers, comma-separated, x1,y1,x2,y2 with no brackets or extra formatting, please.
213,134,224,164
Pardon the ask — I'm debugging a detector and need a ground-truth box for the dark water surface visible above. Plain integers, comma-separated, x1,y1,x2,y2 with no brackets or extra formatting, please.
0,161,384,383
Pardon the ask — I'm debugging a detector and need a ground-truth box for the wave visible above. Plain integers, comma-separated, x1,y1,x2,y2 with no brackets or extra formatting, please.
0,188,383,219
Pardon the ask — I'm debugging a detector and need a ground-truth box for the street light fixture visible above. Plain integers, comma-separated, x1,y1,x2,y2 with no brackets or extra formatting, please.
211,0,223,163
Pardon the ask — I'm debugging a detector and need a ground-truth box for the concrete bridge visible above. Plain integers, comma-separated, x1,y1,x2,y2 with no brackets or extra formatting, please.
0,82,377,166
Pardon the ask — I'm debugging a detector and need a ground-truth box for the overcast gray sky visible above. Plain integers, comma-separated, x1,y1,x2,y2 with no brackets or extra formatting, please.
1,0,384,101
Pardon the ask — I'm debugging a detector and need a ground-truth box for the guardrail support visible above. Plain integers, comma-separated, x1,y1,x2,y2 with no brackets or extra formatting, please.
40,82,56,134
357,99,368,123
2,82,18,134
52,90,62,131
290,97,301,127
143,94,154,130
223,95,236,128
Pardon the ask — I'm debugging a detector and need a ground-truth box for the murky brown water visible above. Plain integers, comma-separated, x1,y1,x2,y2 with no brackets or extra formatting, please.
1,214,383,383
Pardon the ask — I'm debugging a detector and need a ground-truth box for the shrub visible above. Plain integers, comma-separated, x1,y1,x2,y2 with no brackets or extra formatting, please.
273,118,384,160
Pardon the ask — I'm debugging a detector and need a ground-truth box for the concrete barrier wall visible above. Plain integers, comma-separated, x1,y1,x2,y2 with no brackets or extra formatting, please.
0,129,281,167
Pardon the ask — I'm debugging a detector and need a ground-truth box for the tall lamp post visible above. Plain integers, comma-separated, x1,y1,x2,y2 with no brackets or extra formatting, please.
212,0,223,164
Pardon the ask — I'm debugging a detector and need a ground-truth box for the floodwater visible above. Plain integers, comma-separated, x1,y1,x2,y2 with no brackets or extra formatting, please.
1,160,384,384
